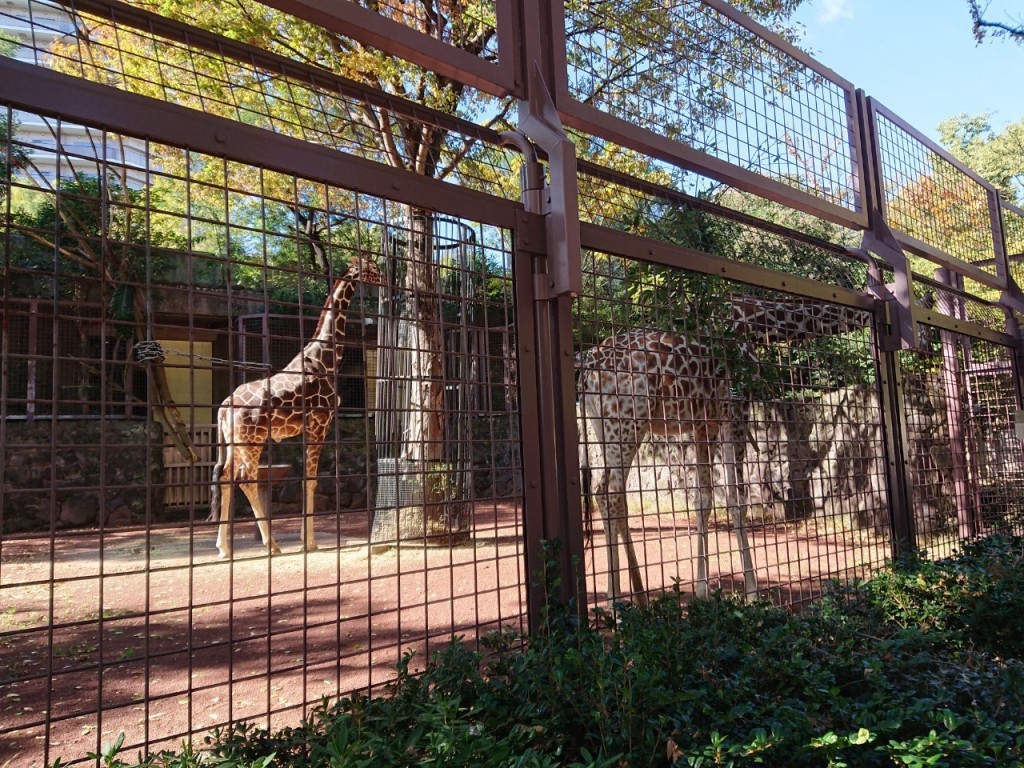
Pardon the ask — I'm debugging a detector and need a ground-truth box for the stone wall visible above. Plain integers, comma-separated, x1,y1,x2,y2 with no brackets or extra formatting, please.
4,376,995,540
624,380,966,537
245,414,520,520
2,420,165,534
254,416,375,517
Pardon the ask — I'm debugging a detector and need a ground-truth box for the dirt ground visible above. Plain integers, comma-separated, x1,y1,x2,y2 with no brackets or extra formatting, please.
0,500,891,767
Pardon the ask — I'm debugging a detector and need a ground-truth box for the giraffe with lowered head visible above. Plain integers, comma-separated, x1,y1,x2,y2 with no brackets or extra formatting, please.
211,258,384,559
578,296,865,605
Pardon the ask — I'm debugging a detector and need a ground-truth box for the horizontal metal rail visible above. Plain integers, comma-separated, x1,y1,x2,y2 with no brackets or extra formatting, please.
259,0,519,97
0,59,525,231
579,221,878,311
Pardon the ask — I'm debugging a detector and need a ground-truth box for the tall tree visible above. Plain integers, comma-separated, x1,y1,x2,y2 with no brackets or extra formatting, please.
48,0,811,535
938,113,1024,204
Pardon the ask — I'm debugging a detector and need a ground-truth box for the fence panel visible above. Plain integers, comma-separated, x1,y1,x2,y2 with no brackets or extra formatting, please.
573,237,892,610
0,98,528,765
870,99,1006,289
898,330,1024,559
557,0,865,227
1003,202,1024,294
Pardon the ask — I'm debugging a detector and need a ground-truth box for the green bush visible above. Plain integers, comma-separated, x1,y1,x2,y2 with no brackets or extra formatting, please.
834,536,1024,659
56,536,1024,767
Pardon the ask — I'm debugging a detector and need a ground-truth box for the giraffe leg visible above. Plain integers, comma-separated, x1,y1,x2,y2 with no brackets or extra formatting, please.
300,443,322,552
619,511,647,608
237,449,282,555
722,431,756,600
599,497,620,602
589,461,621,603
593,436,644,606
694,441,713,599
215,454,235,560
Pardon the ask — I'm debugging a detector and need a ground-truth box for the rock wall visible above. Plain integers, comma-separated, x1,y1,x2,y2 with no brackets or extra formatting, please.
3,377,991,540
2,420,165,534
257,416,376,517
225,414,520,522
623,380,964,537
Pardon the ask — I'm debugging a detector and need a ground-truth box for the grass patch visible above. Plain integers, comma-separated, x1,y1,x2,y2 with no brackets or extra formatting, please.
56,536,1024,767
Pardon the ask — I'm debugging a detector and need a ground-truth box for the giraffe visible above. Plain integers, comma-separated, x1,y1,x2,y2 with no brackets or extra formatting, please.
578,296,864,605
211,259,384,559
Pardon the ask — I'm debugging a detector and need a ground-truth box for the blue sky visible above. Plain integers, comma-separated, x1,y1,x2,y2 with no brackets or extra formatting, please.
793,0,1024,142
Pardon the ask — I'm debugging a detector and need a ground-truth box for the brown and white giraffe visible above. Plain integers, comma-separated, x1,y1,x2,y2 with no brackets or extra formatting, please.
578,296,865,605
211,259,384,559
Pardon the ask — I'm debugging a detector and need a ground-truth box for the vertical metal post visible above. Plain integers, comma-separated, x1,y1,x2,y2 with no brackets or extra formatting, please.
505,0,586,625
855,89,918,555
877,329,916,554
987,188,1010,286
935,268,979,540
502,130,585,626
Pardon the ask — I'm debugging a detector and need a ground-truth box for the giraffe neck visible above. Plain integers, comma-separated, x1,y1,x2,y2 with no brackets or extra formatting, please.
729,298,859,344
292,280,357,374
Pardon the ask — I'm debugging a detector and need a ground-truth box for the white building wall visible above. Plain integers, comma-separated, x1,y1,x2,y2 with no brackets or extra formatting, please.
1,0,150,187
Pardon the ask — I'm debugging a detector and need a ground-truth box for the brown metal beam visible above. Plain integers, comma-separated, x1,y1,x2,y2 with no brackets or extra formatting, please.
913,307,1015,348
580,221,878,310
54,0,506,151
0,59,522,231
892,229,1009,292
577,159,858,259
258,0,518,98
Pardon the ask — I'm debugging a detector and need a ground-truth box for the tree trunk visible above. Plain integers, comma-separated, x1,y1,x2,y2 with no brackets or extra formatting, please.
371,207,470,545
399,210,445,467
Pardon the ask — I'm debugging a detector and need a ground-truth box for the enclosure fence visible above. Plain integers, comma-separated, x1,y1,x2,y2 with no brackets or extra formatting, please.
1,0,1023,765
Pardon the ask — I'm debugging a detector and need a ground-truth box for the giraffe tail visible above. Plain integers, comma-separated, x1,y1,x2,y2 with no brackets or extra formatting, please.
579,442,595,544
207,418,227,523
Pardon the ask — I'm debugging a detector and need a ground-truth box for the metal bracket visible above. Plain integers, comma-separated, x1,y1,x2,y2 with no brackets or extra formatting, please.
854,218,920,352
514,63,582,300
1000,287,1024,316
513,208,547,256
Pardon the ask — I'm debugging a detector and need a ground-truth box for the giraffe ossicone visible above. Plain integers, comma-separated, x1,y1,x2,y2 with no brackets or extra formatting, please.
211,258,384,559
578,296,865,605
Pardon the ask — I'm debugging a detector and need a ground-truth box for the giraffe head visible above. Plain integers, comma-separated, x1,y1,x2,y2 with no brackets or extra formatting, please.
340,257,384,287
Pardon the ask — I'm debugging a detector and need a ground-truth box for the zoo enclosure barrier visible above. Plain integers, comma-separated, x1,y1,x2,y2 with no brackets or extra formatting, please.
1,0,1024,764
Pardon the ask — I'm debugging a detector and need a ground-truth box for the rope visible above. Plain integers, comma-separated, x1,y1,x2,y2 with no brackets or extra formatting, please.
133,340,166,363
133,340,271,371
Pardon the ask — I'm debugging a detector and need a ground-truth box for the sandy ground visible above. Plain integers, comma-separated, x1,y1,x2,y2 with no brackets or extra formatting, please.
0,500,891,767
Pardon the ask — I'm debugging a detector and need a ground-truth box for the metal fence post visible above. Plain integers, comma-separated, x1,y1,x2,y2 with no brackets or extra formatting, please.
854,89,919,555
935,268,981,539
502,130,586,627
505,0,587,625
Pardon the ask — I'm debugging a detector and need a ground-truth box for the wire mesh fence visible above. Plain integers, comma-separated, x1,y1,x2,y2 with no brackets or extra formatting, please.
562,0,861,217
1,0,520,200
576,161,871,290
873,104,999,273
573,251,891,610
898,332,1024,560
1003,202,1024,293
0,104,526,764
3,0,1024,764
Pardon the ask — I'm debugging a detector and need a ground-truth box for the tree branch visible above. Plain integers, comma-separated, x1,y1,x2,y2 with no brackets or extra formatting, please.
968,0,1024,43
